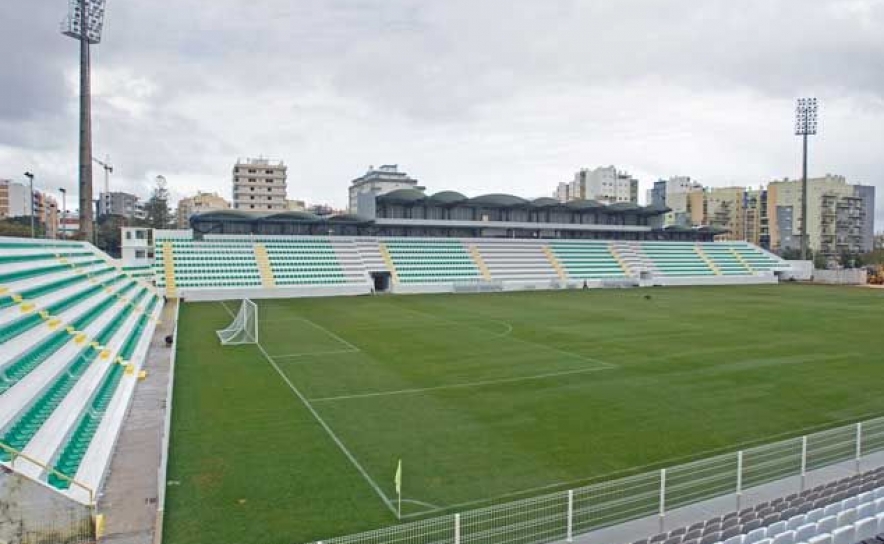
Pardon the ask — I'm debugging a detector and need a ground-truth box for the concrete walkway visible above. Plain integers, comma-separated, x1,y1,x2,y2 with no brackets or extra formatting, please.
571,450,884,544
98,299,177,544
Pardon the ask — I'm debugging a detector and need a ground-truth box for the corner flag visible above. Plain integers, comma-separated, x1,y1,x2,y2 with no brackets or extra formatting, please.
395,459,402,518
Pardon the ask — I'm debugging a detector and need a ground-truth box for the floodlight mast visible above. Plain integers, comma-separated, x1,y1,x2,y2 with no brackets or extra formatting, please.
61,0,106,242
795,97,818,261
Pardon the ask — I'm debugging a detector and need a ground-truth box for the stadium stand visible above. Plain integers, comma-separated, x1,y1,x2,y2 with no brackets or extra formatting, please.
548,240,632,280
474,239,561,283
151,232,790,298
0,236,162,505
629,467,884,544
382,238,482,284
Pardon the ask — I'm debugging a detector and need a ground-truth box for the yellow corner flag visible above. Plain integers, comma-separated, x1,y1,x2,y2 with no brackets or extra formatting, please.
395,459,402,518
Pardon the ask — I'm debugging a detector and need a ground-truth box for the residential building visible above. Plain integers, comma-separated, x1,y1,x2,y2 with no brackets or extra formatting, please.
767,174,875,256
0,179,59,237
0,179,31,218
41,195,59,239
743,188,770,249
349,164,423,215
555,166,639,204
232,158,287,212
60,212,79,238
648,176,703,227
176,191,230,228
286,199,306,211
99,191,145,220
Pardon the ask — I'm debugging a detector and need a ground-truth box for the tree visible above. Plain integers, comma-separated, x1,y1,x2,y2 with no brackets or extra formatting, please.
142,175,173,230
0,218,41,238
95,214,128,257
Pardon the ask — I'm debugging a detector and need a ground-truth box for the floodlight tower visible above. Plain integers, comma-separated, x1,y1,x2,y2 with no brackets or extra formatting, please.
61,0,107,242
795,97,818,261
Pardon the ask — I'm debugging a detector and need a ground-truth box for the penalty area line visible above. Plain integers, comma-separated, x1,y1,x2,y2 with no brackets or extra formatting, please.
218,302,397,516
309,365,616,403
270,348,361,360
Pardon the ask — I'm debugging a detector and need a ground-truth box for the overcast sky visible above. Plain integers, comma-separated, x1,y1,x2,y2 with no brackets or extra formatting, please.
2,0,883,226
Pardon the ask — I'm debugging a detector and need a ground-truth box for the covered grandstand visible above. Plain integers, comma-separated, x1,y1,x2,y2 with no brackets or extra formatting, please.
189,189,728,241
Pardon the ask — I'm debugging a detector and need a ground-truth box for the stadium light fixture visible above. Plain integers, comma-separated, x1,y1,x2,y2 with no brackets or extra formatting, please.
794,98,818,261
61,0,106,44
61,0,107,243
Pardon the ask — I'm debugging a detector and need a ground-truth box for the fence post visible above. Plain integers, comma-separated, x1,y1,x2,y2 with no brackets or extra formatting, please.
454,513,461,544
800,435,808,492
567,490,574,542
856,422,863,474
659,469,666,533
736,450,743,511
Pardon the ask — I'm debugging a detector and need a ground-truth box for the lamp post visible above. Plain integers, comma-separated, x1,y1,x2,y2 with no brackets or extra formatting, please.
795,98,819,261
61,0,108,242
24,172,35,238
59,188,67,239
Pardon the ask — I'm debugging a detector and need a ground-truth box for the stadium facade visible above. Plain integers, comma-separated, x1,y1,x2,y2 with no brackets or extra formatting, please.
190,188,728,241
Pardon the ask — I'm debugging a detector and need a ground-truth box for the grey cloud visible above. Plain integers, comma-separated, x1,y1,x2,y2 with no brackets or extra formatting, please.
1,0,882,226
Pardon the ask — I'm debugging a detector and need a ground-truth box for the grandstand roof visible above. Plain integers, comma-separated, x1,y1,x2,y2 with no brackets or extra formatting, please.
427,191,468,204
564,199,606,210
379,188,427,202
468,193,530,207
531,197,561,207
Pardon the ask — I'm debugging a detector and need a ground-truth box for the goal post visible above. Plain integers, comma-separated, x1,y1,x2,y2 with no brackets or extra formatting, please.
217,299,258,345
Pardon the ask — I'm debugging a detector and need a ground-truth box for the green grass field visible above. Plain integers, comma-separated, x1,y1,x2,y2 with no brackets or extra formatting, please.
164,284,884,544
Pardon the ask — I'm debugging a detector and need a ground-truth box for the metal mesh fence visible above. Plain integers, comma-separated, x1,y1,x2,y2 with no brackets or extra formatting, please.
313,416,884,544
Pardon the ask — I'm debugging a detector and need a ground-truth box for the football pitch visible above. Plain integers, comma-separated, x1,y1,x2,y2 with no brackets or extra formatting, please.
164,284,884,544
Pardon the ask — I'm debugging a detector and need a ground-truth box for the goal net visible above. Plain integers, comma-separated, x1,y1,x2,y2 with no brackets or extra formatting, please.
217,299,258,345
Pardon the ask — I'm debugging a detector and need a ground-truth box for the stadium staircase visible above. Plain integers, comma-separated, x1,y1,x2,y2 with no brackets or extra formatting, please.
467,244,493,281
383,238,482,284
630,467,884,544
150,232,790,298
548,240,631,281
542,245,568,281
0,236,162,506
254,243,276,288
376,241,400,284
694,245,723,275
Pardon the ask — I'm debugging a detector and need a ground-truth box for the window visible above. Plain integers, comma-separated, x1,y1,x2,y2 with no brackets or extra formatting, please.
126,232,132,240
250,204,255,209
248,169,256,173
135,249,146,258
136,230,145,239
250,196,255,200
249,178,256,183
265,170,273,174
250,187,255,191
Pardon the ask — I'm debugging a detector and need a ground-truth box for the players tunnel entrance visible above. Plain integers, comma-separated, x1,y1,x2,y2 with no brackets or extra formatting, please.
370,271,391,293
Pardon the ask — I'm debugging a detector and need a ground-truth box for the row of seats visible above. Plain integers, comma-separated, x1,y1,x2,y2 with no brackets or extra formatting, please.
0,237,162,503
150,235,787,290
383,239,482,284
154,237,364,289
631,468,884,544
549,241,629,279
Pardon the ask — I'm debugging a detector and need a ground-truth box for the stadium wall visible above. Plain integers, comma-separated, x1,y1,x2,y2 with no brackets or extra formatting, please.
813,268,867,285
0,469,94,544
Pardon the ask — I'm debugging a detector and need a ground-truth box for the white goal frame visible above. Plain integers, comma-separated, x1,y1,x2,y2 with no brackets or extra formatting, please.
217,299,258,345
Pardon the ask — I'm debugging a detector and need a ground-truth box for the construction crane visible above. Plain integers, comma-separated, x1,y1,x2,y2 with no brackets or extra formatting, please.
92,155,113,194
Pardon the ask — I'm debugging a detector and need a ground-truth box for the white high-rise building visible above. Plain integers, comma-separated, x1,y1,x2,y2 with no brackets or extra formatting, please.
348,164,423,215
232,158,287,212
555,166,639,204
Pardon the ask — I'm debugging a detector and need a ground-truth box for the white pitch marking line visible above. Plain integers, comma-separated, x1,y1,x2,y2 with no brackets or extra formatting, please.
290,315,362,353
309,365,615,403
270,348,360,359
219,302,397,516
